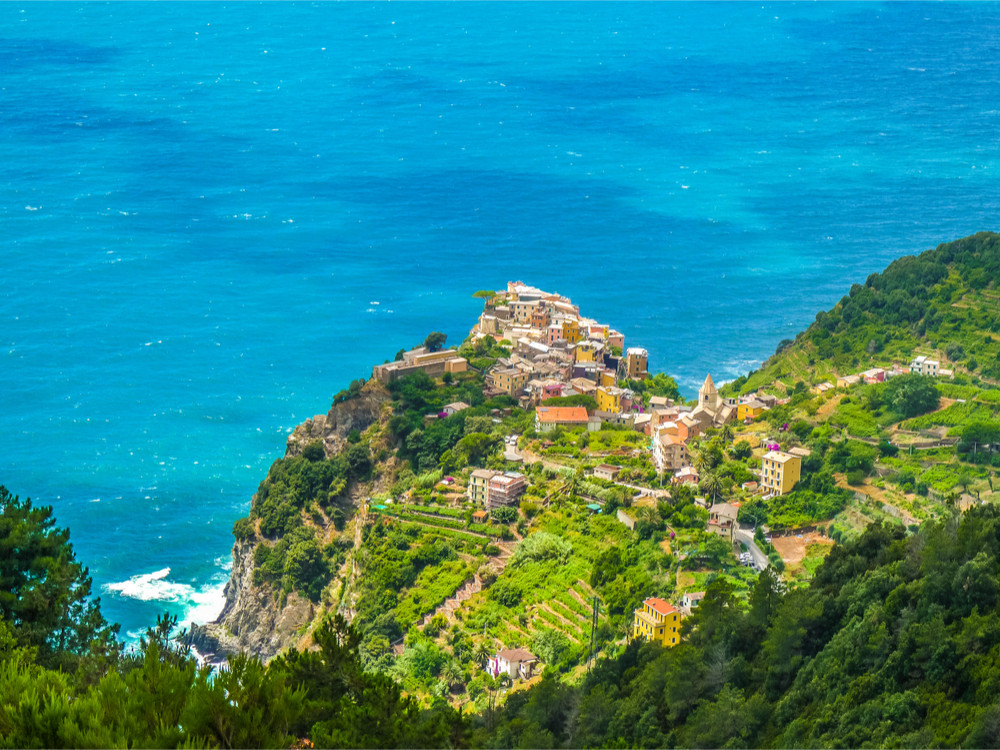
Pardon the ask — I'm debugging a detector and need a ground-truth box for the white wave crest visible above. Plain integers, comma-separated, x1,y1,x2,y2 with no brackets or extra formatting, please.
105,567,189,602
104,567,228,627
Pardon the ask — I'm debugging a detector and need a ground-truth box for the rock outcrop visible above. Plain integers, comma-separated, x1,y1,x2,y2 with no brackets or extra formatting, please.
193,379,394,662
286,379,392,459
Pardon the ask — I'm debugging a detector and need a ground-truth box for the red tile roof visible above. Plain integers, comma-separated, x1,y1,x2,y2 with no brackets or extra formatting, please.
535,406,589,423
645,597,678,616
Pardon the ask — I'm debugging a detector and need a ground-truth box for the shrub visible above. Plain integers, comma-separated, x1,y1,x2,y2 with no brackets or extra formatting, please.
511,532,572,567
423,613,448,638
490,506,518,524
884,374,940,418
489,578,522,607
233,517,256,541
301,440,326,462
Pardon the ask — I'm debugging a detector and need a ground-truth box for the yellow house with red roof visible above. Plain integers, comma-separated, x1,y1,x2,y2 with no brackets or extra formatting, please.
633,597,681,647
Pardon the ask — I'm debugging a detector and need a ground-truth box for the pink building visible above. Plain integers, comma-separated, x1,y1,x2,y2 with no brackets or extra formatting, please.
542,382,565,399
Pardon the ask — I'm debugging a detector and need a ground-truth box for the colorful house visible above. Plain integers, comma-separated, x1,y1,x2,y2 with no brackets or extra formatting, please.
836,374,861,388
606,329,625,351
574,341,597,363
707,502,740,541
535,405,591,432
624,347,648,380
487,472,528,509
596,385,624,414
491,367,531,397
562,318,582,344
761,450,802,496
468,469,499,505
530,304,551,330
737,399,765,422
633,597,681,647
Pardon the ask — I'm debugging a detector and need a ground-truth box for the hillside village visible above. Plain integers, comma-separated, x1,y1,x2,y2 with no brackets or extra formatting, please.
328,278,998,701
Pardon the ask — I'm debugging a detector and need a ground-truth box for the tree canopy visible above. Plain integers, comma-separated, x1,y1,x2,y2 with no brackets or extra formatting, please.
0,486,119,674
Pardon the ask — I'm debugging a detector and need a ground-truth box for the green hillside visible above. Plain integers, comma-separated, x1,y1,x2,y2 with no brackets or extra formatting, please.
485,508,1000,748
731,231,1000,393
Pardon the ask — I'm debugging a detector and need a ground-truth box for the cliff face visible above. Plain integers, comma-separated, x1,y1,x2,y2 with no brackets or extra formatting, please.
193,380,393,662
192,541,315,662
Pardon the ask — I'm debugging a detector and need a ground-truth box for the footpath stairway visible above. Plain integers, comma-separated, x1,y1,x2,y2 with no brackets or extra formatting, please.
417,540,517,628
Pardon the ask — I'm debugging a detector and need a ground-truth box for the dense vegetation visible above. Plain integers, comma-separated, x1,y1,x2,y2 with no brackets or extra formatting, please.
487,508,1000,748
0,485,465,748
14,233,1000,747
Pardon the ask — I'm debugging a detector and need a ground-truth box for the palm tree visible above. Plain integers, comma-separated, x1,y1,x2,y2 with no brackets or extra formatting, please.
701,472,724,503
635,505,661,527
441,660,465,692
473,640,492,667
720,424,734,443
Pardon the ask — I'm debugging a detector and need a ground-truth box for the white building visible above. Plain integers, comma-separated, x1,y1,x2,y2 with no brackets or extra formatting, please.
909,356,940,376
487,648,538,680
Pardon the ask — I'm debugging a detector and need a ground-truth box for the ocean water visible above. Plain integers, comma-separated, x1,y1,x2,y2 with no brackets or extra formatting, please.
3,2,1000,640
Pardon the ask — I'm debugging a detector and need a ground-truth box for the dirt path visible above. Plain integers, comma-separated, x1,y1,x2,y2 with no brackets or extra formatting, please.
815,392,845,420
771,531,833,565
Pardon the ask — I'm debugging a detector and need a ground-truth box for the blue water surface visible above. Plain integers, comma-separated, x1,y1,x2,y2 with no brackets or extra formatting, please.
2,2,999,639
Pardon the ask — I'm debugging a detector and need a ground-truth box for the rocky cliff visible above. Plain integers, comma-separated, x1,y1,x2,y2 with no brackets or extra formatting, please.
192,379,393,662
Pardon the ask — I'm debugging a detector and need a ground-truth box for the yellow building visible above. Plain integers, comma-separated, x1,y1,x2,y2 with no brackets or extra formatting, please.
562,318,582,344
492,368,530,397
574,341,596,363
624,347,648,380
599,369,617,388
596,386,623,414
761,450,802,495
737,400,765,421
633,597,681,647
467,469,499,505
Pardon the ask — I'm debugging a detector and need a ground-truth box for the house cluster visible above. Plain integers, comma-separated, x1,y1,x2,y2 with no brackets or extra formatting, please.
834,366,894,389
472,283,648,428
909,355,954,379
467,468,528,509
648,375,785,486
819,356,954,392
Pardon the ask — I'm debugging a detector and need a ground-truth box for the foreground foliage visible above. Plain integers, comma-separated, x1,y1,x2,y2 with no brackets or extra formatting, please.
0,486,464,749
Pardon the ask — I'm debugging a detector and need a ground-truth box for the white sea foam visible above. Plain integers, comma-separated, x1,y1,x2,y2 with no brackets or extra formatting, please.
105,567,190,602
185,580,228,625
106,566,229,630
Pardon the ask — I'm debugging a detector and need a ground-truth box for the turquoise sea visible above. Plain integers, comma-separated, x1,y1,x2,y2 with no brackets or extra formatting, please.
3,2,1000,640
